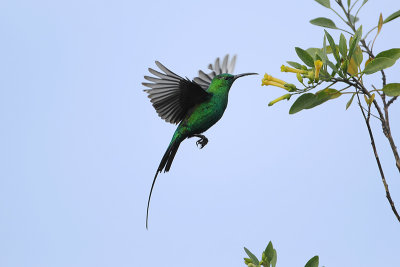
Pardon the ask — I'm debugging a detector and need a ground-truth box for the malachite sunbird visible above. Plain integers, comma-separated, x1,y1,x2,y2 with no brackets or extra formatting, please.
143,55,257,228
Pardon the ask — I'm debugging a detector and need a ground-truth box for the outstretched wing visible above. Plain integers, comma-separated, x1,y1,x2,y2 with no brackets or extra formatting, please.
143,61,211,124
193,54,237,90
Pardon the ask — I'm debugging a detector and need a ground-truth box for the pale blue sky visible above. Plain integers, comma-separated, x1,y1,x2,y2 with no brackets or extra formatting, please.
1,0,400,266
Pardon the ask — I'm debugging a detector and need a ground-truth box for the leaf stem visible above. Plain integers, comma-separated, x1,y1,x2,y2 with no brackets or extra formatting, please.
364,26,378,40
349,0,360,12
330,7,350,25
337,27,354,35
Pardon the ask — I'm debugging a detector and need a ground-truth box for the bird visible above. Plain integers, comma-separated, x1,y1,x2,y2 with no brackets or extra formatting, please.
143,55,257,228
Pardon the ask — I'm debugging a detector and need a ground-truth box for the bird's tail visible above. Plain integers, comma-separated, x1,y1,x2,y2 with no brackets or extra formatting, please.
146,138,182,229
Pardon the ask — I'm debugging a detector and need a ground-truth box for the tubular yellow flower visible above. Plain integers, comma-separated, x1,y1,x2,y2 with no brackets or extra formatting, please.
262,73,286,85
281,65,307,74
268,93,291,106
261,80,288,90
314,60,323,79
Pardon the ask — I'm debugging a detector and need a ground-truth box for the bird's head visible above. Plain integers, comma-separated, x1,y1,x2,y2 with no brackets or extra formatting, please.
213,73,258,88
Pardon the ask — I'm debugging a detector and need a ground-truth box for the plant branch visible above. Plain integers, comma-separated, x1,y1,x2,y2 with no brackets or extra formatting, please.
388,96,398,106
355,91,400,222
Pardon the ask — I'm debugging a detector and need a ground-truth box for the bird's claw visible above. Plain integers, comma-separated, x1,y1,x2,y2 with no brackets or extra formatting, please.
196,136,208,149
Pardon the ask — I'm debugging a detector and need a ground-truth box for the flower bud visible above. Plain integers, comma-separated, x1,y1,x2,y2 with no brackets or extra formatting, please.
296,72,303,83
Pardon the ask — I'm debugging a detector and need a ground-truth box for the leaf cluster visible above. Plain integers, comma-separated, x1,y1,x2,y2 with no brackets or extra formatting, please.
243,242,319,267
265,0,400,114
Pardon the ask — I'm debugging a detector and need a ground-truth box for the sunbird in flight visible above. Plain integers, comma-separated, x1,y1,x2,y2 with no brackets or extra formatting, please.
143,55,257,228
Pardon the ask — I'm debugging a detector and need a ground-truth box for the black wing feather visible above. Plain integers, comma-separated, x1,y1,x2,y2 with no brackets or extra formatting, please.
143,61,211,124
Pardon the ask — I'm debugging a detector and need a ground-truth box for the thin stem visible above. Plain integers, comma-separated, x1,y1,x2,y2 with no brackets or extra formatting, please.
351,77,385,120
371,85,383,98
388,96,398,106
336,74,400,174
364,26,378,41
330,7,350,25
337,1,356,31
349,0,360,12
339,91,357,94
355,91,400,223
369,89,383,93
361,106,382,121
337,27,355,35
354,4,364,24
380,70,387,86
337,84,354,92
382,93,400,173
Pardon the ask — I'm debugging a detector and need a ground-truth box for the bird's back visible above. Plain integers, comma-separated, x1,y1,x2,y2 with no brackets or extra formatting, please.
177,80,230,137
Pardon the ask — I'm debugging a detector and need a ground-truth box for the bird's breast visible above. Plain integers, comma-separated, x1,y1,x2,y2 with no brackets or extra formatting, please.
184,93,229,134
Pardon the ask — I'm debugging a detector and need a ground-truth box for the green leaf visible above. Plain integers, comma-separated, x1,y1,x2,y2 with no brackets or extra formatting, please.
326,60,339,73
310,17,337,29
310,88,341,108
376,48,400,61
305,256,319,267
287,61,303,69
339,33,347,57
341,59,349,74
264,242,274,262
350,15,359,24
363,57,396,74
383,83,400,96
346,93,356,110
289,89,341,114
348,26,362,60
271,249,277,267
325,46,335,54
324,30,339,62
244,258,252,265
348,45,363,75
306,48,322,59
316,50,329,66
289,93,316,114
295,47,315,67
353,46,363,65
314,0,330,8
384,10,400,23
244,247,259,265
260,258,270,267
323,36,327,69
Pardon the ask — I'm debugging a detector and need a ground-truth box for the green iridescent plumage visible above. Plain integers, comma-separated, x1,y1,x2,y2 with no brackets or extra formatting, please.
143,55,256,228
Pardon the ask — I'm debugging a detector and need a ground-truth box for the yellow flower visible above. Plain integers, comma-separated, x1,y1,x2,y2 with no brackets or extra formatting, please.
261,73,288,90
262,73,286,85
280,65,307,74
262,80,287,89
314,60,323,80
268,93,291,106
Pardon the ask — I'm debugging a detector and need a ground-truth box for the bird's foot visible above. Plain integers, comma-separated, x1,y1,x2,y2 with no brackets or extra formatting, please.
191,134,208,149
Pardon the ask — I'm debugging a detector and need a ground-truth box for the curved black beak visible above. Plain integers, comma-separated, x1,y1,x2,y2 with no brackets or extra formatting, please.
233,73,258,81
